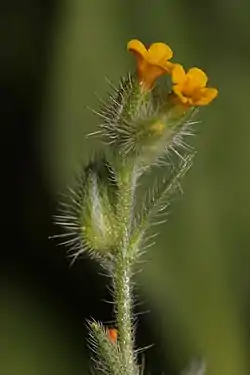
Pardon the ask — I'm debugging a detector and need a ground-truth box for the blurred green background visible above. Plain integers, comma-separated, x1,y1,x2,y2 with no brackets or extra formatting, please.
1,1,250,375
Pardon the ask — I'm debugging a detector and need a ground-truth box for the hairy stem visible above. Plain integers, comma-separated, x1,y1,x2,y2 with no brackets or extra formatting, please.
114,257,135,375
113,162,139,375
116,163,137,243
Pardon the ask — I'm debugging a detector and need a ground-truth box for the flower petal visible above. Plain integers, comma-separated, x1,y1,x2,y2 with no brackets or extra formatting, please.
172,84,189,103
194,87,218,105
186,68,208,88
163,61,175,73
147,42,173,63
127,39,147,59
171,64,186,84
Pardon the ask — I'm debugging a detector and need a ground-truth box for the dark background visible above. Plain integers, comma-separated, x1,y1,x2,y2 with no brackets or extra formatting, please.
1,1,250,375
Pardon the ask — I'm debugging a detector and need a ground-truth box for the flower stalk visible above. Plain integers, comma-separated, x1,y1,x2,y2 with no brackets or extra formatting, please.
55,38,218,375
111,160,139,375
113,255,136,375
115,162,138,242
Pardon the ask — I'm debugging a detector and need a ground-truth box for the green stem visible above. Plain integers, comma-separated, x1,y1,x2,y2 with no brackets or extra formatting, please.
114,161,139,375
116,163,137,241
114,256,135,375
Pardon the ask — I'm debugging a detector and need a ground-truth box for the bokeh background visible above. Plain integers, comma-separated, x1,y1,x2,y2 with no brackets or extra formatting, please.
1,1,250,374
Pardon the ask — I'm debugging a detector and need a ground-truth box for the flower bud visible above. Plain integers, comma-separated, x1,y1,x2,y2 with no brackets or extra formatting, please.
81,169,118,254
55,158,119,261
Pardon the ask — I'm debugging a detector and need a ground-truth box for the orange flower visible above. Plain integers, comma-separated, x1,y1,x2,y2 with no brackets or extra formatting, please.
107,328,117,343
127,39,174,90
171,64,218,106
